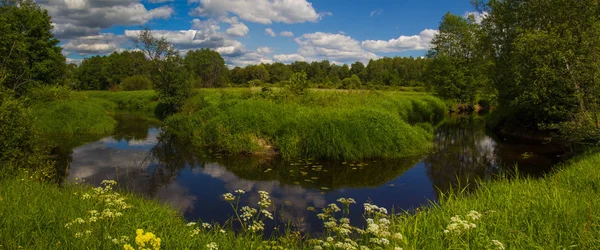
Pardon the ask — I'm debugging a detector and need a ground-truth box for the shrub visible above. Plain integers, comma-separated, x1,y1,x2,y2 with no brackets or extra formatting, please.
120,75,153,91
288,72,309,95
0,89,52,176
25,85,72,102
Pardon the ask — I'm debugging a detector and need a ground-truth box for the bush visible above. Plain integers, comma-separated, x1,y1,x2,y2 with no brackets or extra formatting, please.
120,75,153,91
0,89,52,176
288,72,309,95
25,85,72,102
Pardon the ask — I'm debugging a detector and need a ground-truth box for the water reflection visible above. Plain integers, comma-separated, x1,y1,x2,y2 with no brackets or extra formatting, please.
59,113,565,233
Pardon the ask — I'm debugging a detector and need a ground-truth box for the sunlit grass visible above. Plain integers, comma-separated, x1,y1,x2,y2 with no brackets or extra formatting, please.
165,88,446,160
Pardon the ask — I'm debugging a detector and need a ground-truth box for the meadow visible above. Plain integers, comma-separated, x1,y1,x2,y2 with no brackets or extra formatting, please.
165,88,446,160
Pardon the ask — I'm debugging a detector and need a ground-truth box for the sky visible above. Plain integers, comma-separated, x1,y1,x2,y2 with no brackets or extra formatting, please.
37,0,482,67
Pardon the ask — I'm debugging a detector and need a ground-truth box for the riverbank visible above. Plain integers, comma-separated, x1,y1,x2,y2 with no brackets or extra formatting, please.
165,88,446,160
1,150,599,249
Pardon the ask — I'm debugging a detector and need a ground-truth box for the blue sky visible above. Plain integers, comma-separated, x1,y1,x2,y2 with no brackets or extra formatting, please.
38,0,479,66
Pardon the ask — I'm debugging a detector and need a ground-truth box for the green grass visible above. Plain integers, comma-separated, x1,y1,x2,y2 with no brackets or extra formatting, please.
76,90,159,112
166,88,446,160
2,151,599,249
32,98,117,135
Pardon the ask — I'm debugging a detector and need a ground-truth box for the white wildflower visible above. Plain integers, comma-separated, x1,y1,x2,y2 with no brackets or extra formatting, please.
491,240,505,250
222,193,235,201
202,223,212,229
466,210,482,221
206,242,218,250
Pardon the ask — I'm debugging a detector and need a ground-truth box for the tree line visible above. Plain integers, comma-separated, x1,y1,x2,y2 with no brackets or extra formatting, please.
70,51,429,91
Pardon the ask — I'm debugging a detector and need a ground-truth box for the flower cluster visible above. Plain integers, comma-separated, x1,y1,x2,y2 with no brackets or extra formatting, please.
443,210,482,235
222,190,274,233
123,229,161,250
64,180,131,240
206,242,218,250
310,198,405,250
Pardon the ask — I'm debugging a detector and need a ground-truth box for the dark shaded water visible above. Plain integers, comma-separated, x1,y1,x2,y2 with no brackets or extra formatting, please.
55,113,567,233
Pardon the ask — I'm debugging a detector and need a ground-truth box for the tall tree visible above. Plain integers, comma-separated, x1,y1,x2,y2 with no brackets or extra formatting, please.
477,0,600,129
0,0,65,94
132,27,190,114
426,13,490,104
183,49,227,88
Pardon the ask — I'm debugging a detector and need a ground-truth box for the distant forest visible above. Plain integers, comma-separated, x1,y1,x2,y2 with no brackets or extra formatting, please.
71,50,428,91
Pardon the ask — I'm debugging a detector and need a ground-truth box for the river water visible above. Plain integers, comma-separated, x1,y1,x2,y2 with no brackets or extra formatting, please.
54,113,567,233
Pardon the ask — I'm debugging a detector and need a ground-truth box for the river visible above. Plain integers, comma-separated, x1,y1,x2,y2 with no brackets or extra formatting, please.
53,113,567,234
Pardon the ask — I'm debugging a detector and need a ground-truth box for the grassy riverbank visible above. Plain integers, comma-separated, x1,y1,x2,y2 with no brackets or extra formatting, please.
2,151,599,249
166,88,446,160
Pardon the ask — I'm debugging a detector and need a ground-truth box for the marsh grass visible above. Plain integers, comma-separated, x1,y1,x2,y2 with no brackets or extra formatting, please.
32,98,117,135
165,88,446,160
2,152,599,249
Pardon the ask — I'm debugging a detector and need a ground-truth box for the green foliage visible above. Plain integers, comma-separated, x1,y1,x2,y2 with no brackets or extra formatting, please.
165,89,446,160
426,13,491,105
25,85,73,102
0,0,66,94
32,98,117,135
0,88,51,175
479,0,600,131
288,71,309,95
183,49,227,88
341,74,361,89
120,75,153,91
78,90,158,111
132,27,192,114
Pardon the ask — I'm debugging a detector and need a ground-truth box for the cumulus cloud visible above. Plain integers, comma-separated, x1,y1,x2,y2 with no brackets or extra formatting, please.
294,32,379,63
273,54,306,62
38,0,174,39
265,28,276,37
256,47,273,54
229,51,274,67
188,0,328,24
61,33,125,54
148,0,173,3
280,31,294,37
361,29,439,53
226,22,250,37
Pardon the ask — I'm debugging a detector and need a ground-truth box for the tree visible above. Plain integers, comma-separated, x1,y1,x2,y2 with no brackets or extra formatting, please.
289,71,309,95
426,13,490,104
183,49,227,87
0,0,65,94
477,0,600,130
131,26,191,114
341,75,362,89
76,56,109,90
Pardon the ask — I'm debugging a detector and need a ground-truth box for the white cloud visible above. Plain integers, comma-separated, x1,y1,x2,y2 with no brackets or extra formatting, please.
273,54,306,62
257,47,273,54
280,31,294,37
188,0,328,24
148,0,173,3
361,29,439,53
38,0,174,39
370,9,383,17
229,51,273,67
464,11,488,24
61,33,124,54
226,22,249,36
294,32,379,63
265,28,276,37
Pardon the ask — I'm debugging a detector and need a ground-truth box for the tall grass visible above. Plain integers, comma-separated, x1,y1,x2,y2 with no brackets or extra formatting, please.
76,90,159,112
32,98,117,135
2,151,599,249
166,88,447,160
